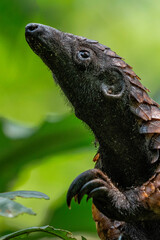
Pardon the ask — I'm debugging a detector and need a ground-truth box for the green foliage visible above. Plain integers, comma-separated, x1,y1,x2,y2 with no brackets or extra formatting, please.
0,225,86,240
0,189,89,239
0,191,49,218
0,115,96,237
0,197,35,218
0,115,92,191
0,191,49,201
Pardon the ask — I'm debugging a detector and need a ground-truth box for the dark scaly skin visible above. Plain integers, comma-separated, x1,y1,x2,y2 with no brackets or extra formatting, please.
92,204,125,240
25,23,160,239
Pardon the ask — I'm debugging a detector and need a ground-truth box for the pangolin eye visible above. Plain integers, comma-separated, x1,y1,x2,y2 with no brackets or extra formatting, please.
78,50,90,60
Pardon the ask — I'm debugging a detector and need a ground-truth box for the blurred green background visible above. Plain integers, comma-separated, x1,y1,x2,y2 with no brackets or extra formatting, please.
0,0,160,239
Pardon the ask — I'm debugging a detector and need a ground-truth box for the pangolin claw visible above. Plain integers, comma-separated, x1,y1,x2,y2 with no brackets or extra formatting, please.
67,169,99,207
66,168,110,208
77,179,107,204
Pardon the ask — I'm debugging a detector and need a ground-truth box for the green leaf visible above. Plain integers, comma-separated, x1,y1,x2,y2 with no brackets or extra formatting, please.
0,114,93,191
0,197,35,218
0,191,49,218
0,191,49,200
0,225,81,240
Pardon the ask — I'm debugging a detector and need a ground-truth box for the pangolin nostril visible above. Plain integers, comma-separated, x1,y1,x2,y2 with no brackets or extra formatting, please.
25,23,39,33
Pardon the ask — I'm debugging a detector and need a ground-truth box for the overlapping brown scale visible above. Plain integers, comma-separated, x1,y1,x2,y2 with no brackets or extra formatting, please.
123,67,137,77
152,100,160,107
130,86,144,103
96,43,107,51
144,93,159,106
111,57,134,71
92,204,124,240
131,103,160,121
140,175,156,195
148,190,160,214
130,104,152,121
111,56,150,93
145,182,156,195
139,173,160,214
151,106,160,119
130,85,156,105
150,135,160,149
138,106,160,134
133,104,160,122
105,49,122,59
108,50,143,85
112,58,127,68
140,120,160,134
127,75,146,91
106,48,160,148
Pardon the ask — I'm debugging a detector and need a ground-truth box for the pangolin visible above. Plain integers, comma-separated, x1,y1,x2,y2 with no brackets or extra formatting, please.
25,23,160,240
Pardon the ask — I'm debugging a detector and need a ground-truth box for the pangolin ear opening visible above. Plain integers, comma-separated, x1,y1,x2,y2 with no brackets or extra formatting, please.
100,68,125,98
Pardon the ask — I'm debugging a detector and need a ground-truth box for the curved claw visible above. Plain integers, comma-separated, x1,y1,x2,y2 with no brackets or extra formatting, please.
77,179,107,204
87,186,108,201
67,169,100,207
